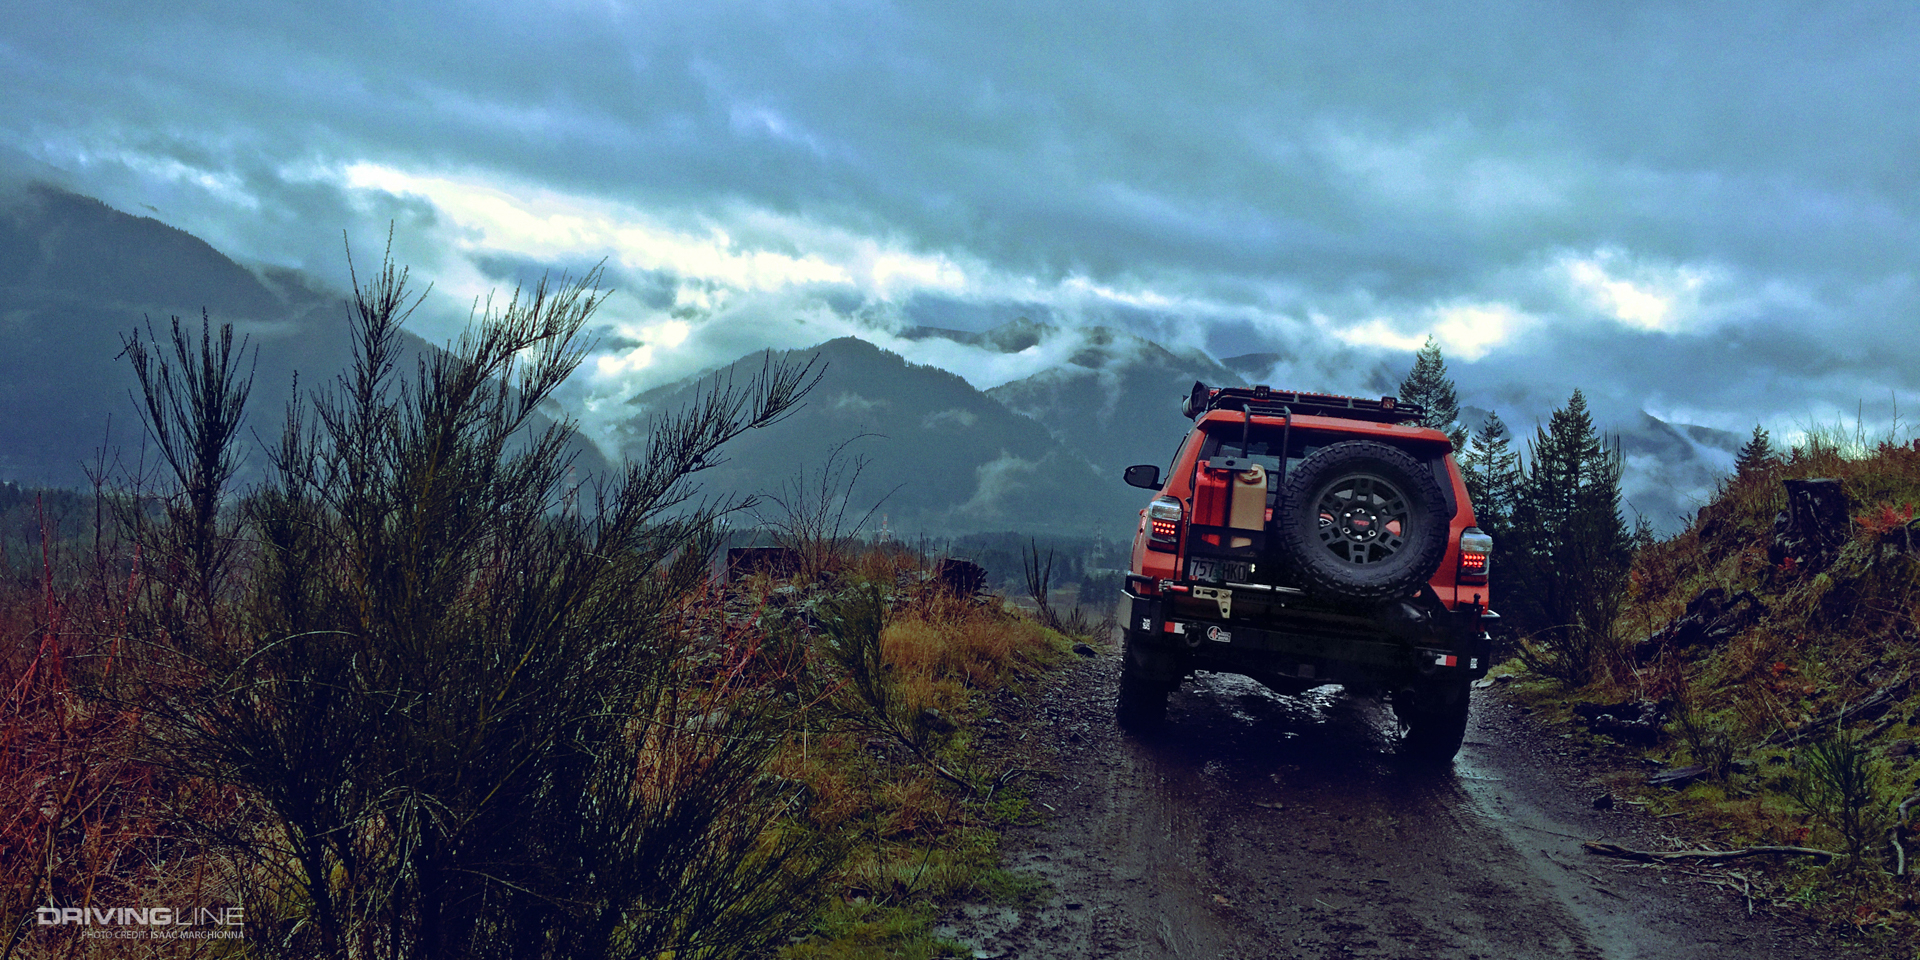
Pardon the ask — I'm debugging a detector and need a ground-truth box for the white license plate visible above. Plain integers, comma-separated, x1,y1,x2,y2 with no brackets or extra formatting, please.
1187,558,1248,582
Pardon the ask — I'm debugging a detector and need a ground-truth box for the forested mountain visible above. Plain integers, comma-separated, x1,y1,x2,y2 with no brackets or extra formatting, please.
0,184,612,489
0,184,1746,538
982,325,1244,477
614,336,1139,538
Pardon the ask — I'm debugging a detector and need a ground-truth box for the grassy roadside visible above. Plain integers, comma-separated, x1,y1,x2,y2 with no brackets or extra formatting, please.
0,509,1093,960
3,253,1098,959
1504,430,1920,956
751,546,1086,960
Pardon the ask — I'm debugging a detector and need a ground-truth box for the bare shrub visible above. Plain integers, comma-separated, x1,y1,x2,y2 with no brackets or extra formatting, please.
114,243,837,960
1667,692,1738,783
760,435,898,581
1021,541,1112,641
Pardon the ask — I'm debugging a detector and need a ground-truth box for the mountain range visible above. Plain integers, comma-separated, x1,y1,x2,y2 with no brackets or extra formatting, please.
1,184,1735,539
0,185,612,493
615,336,1135,537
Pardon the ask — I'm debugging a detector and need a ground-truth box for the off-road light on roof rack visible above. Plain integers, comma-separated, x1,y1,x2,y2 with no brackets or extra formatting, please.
1181,381,1427,425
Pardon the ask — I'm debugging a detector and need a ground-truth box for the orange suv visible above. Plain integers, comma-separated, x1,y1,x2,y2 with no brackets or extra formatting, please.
1120,383,1497,762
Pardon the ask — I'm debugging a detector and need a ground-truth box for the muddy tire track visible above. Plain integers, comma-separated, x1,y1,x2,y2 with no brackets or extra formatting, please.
940,648,1863,960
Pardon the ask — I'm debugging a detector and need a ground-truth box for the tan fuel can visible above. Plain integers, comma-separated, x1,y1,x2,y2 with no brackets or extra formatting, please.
1226,463,1266,547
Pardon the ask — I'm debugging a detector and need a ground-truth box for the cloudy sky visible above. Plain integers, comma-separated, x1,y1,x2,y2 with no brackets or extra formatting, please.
5,0,1917,449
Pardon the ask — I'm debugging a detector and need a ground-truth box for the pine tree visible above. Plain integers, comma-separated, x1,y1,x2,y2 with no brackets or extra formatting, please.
1734,423,1773,476
1397,335,1467,450
1631,514,1657,553
1459,410,1520,543
1507,389,1633,688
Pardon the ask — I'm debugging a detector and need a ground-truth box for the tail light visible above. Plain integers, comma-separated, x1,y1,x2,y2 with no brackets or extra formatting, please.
1148,495,1183,549
1458,528,1492,585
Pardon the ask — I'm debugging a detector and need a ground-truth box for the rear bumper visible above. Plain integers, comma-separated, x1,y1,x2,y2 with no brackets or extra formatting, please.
1122,580,1495,686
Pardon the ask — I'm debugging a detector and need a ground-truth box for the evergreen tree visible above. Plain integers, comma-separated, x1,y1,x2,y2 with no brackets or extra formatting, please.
1734,423,1773,476
1397,335,1467,450
1507,389,1633,687
1631,514,1657,553
1459,410,1520,543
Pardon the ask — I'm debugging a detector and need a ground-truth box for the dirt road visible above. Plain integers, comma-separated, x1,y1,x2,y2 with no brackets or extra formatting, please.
940,650,1859,960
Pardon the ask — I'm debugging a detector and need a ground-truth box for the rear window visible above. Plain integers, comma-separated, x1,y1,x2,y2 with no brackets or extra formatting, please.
1201,425,1322,481
1201,424,1457,518
1198,425,1447,502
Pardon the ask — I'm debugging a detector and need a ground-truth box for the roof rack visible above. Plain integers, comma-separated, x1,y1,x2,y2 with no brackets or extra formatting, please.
1182,382,1426,426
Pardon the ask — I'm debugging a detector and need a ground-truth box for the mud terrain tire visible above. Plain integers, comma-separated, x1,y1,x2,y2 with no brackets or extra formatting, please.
1116,633,1172,733
1116,666,1168,733
1279,440,1450,604
1395,680,1472,764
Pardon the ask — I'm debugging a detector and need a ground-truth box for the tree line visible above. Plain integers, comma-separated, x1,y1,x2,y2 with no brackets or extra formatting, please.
1396,337,1636,685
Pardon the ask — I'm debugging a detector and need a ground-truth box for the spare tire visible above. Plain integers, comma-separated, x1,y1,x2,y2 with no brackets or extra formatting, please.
1278,440,1451,604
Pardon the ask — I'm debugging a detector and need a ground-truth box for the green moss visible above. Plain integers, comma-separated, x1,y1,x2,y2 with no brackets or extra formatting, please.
781,900,971,960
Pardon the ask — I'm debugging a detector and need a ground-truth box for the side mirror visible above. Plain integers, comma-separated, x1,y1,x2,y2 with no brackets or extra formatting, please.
1123,464,1161,489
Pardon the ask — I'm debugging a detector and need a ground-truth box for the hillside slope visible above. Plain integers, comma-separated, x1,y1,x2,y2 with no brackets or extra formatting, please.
613,336,1141,538
1587,434,1920,942
0,184,612,489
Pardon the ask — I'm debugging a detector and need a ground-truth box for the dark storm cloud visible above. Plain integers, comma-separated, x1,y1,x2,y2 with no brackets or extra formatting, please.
3,0,1916,444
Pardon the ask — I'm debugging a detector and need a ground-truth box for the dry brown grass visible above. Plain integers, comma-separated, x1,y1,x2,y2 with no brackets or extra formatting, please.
1,500,247,960
753,541,1070,957
769,734,866,828
875,776,962,841
880,607,1053,716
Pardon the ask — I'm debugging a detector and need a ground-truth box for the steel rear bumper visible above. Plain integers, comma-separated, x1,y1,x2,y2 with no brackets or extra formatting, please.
1122,582,1496,682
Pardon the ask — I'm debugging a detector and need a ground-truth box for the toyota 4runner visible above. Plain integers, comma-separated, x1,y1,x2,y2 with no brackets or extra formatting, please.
1119,382,1498,762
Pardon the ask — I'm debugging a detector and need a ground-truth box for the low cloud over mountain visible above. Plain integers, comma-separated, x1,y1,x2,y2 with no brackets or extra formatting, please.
0,186,1758,540
981,325,1244,477
613,336,1138,539
0,185,611,490
5,2,1913,466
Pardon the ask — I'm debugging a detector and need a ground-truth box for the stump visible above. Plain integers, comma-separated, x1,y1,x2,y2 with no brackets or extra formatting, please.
934,558,987,596
725,546,800,582
1767,477,1848,570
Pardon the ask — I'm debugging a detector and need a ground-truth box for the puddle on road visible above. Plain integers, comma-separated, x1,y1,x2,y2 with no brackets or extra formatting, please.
1201,673,1345,727
1149,671,1410,791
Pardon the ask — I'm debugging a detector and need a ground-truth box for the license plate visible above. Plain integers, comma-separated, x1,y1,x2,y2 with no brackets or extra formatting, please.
1187,558,1248,583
